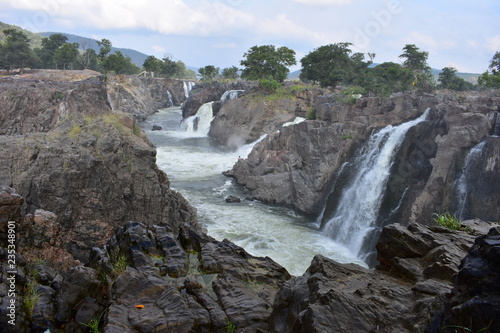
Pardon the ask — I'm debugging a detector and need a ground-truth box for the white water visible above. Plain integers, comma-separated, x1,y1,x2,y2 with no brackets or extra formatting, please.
221,90,244,102
141,106,367,275
182,102,214,137
323,109,430,260
183,81,195,98
456,141,486,219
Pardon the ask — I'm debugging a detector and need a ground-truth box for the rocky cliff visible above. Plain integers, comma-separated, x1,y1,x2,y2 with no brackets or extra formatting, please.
226,90,500,229
0,72,197,262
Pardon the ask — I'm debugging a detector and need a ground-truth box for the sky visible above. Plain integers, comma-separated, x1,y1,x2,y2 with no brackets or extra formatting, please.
0,0,499,73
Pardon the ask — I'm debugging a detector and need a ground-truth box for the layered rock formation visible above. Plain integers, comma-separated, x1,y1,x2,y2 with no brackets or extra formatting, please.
0,72,197,261
226,91,500,229
270,221,498,332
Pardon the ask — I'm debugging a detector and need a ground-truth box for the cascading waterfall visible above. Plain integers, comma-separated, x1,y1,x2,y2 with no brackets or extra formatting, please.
455,141,486,219
322,109,430,261
183,81,195,98
494,114,500,136
221,90,244,102
182,102,214,136
167,90,174,107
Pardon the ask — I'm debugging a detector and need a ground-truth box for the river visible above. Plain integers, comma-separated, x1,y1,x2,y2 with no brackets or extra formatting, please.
141,106,366,276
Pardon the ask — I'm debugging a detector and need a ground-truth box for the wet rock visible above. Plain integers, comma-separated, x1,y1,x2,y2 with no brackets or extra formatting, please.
438,227,500,332
225,195,241,203
152,124,162,131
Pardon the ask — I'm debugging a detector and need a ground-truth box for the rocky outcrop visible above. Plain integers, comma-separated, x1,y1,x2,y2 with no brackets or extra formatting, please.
438,227,500,332
0,220,291,332
270,221,497,332
106,75,187,121
227,90,500,227
181,81,255,119
0,73,197,261
228,93,438,215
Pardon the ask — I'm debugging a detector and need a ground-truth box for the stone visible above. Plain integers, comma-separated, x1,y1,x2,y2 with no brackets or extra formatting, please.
152,124,162,131
225,195,241,203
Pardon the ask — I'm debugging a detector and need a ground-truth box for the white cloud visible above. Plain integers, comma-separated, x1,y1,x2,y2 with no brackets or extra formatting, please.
152,45,166,53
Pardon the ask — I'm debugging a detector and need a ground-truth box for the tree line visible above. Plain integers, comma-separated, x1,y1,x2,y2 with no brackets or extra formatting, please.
0,29,195,79
197,43,500,94
2,27,499,93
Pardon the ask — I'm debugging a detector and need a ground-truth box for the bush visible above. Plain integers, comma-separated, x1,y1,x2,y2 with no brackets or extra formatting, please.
432,212,462,230
259,79,281,93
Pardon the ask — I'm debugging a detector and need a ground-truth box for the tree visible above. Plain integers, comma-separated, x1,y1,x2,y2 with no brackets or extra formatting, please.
36,33,68,68
399,44,434,92
300,43,371,89
364,62,414,96
0,28,37,71
222,66,239,79
143,55,163,75
438,67,473,91
478,52,500,88
97,39,112,62
103,51,140,74
53,42,79,70
161,54,182,78
77,48,98,70
198,65,219,81
240,45,296,82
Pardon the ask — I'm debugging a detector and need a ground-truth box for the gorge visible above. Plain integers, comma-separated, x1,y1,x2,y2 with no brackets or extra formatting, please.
0,70,499,332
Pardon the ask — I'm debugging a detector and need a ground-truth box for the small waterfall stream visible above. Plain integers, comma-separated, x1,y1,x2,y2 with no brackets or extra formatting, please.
455,141,486,219
182,102,214,136
322,109,430,262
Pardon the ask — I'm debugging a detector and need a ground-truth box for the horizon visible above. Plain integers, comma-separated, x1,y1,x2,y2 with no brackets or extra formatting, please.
0,0,498,74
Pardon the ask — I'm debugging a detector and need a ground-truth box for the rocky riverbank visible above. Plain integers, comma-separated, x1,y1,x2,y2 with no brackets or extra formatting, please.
0,72,499,332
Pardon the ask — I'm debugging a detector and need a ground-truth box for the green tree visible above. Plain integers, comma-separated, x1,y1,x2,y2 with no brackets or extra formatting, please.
36,33,68,68
77,48,98,70
103,51,140,74
240,45,296,82
198,65,219,81
300,43,371,89
53,42,79,70
97,39,112,62
399,44,435,92
222,66,239,79
438,67,473,91
143,55,163,75
0,28,37,72
364,62,414,96
478,52,500,88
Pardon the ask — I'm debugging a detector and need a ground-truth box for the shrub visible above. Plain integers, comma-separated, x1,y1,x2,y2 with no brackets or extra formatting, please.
259,79,281,93
432,212,462,230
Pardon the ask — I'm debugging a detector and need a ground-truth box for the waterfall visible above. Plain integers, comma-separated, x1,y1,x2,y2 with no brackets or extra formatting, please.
183,81,195,98
167,90,174,107
322,109,430,261
221,90,244,102
182,102,214,137
283,117,306,127
106,93,114,111
455,141,486,219
494,113,500,136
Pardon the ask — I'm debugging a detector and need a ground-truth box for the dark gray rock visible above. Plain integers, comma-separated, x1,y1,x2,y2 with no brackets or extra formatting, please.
225,195,241,203
152,124,162,131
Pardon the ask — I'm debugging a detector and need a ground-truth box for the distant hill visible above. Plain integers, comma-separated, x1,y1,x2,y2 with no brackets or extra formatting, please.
0,22,43,48
39,32,148,67
288,65,480,83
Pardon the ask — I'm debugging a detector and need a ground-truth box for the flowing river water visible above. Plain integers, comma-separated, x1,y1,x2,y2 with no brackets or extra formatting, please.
141,106,366,276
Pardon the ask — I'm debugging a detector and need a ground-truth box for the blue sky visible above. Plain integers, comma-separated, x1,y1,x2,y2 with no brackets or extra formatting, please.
0,0,498,73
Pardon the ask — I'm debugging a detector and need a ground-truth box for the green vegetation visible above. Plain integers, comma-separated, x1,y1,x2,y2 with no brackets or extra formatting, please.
432,212,463,230
23,281,40,320
225,319,237,333
478,51,500,88
341,133,353,140
442,320,493,333
336,86,365,104
439,67,474,91
306,107,317,120
111,252,129,278
69,124,83,138
259,78,281,93
80,311,104,333
240,45,296,82
198,65,219,81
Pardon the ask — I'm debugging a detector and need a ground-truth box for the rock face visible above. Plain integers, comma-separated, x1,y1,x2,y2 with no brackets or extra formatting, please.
107,75,187,121
438,227,500,332
181,81,255,119
0,220,291,332
228,93,438,215
227,91,500,228
209,85,322,147
0,73,197,261
270,221,496,333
